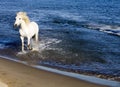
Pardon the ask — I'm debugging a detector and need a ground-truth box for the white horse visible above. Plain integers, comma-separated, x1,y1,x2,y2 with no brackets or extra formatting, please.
14,12,39,52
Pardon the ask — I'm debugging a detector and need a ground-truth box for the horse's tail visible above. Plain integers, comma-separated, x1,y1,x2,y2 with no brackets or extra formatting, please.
32,33,38,43
32,33,39,51
32,35,35,40
35,32,39,43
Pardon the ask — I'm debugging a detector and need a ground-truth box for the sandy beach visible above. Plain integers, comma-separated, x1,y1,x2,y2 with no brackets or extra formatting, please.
0,57,109,87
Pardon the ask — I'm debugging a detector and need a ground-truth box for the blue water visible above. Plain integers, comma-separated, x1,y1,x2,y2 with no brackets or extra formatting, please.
0,0,120,77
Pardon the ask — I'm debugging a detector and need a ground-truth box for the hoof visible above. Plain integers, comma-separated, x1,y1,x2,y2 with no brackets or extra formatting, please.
27,45,32,50
28,47,33,50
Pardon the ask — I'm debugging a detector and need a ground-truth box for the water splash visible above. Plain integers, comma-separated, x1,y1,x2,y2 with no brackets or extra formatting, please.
38,38,61,52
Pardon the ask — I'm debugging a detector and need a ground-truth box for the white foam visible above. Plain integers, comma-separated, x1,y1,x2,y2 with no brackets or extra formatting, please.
17,51,28,55
38,38,61,52
116,33,120,36
16,38,61,53
100,25,112,30
87,23,120,36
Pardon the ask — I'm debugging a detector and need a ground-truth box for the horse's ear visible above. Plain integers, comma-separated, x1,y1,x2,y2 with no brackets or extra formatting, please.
17,12,27,16
23,12,27,16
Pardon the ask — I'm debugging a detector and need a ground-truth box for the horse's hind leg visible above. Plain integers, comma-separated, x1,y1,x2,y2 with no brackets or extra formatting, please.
20,36,25,52
35,32,38,43
27,37,32,50
31,32,39,51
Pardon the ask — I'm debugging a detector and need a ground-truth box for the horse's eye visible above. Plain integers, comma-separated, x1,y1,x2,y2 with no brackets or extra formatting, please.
19,18,21,20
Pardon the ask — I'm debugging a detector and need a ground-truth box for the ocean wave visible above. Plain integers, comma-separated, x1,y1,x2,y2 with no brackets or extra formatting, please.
28,10,120,37
86,23,120,36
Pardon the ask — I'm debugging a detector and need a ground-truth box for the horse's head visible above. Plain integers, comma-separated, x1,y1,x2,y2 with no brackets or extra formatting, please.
14,12,30,28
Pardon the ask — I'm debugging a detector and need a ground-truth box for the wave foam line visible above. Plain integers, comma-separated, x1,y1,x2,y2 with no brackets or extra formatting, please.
0,55,120,87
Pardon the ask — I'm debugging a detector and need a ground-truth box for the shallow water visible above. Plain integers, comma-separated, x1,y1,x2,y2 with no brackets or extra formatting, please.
0,0,120,78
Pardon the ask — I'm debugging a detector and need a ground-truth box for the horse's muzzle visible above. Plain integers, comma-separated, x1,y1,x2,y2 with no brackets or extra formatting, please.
14,24,17,28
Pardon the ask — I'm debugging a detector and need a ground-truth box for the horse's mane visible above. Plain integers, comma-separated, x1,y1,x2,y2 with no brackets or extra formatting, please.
17,12,30,24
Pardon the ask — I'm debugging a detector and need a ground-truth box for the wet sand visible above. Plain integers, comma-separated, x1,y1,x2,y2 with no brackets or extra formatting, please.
0,57,109,87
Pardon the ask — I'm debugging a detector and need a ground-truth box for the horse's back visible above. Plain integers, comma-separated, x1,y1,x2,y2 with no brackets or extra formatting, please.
30,22,39,30
24,21,39,37
29,21,39,33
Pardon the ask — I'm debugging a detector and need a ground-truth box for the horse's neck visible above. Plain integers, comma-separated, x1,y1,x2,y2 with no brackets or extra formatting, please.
21,22,29,30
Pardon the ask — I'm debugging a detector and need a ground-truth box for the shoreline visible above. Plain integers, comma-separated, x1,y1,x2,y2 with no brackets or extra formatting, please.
0,56,106,87
0,50,120,82
40,64,120,82
0,56,120,87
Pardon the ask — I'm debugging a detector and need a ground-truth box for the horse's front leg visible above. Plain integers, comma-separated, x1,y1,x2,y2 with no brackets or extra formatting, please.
20,36,25,52
27,37,32,50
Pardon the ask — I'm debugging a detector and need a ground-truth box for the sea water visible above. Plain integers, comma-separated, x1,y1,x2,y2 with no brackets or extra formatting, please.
0,0,120,78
